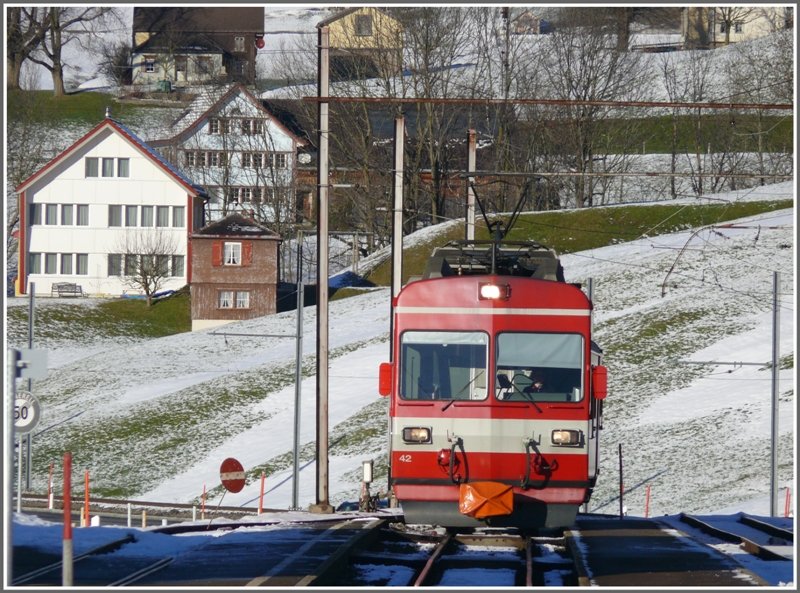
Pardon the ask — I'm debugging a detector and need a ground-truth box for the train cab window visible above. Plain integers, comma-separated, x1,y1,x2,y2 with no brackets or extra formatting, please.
400,331,488,401
495,333,584,402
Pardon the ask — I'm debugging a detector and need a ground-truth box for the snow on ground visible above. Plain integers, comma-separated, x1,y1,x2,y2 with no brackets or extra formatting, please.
6,182,794,517
5,181,795,588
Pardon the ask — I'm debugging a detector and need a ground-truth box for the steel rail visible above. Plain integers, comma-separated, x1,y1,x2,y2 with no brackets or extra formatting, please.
107,556,175,586
412,532,453,586
11,534,135,585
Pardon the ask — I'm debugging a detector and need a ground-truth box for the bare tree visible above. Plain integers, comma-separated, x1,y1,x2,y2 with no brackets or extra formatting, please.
537,13,651,207
7,81,51,270
725,30,795,185
97,39,132,88
27,7,120,96
6,7,50,90
715,7,761,46
114,230,180,307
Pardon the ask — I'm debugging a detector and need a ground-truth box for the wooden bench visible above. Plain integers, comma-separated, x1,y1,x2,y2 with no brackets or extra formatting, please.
51,282,84,298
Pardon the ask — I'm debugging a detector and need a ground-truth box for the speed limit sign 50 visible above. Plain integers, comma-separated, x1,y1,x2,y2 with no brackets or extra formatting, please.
14,391,41,434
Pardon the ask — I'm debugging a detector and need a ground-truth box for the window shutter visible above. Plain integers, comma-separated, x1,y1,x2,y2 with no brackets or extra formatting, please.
212,241,223,266
243,241,253,266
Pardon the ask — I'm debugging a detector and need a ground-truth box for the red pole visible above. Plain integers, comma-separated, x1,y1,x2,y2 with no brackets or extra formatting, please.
62,452,73,586
84,470,90,527
785,488,791,518
644,484,651,518
258,471,265,515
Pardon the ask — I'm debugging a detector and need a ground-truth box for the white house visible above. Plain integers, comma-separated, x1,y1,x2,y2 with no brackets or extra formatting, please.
150,83,308,227
15,115,208,297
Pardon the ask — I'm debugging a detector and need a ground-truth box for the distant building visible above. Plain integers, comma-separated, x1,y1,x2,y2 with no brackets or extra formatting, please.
190,213,281,331
131,7,265,88
682,6,793,49
150,83,309,228
15,115,207,297
318,7,404,80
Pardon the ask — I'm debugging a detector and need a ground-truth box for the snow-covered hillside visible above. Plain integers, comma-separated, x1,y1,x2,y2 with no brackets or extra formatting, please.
7,182,794,518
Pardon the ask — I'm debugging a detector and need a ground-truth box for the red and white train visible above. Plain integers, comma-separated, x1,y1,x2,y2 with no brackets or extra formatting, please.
379,240,607,529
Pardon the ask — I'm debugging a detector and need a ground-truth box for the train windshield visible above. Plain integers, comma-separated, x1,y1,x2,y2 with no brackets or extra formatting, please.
399,331,489,401
495,333,584,402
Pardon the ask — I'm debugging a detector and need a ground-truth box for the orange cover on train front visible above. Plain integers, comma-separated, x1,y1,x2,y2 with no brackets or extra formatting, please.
459,482,514,518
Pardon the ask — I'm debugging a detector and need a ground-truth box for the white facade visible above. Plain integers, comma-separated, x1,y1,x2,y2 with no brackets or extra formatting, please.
157,84,305,224
17,119,205,297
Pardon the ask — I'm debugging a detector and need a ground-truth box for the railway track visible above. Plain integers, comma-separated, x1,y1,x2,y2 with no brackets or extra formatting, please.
12,510,791,586
12,534,174,587
320,524,578,587
679,513,793,561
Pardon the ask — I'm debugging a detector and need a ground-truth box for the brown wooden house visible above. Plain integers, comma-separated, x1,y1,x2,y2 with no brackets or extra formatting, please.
190,213,280,331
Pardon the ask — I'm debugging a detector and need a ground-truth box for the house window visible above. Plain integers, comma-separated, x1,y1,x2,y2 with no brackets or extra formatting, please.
125,205,138,227
141,205,154,227
175,56,187,74
108,205,122,227
355,14,373,36
241,187,252,202
197,151,206,167
241,152,252,168
45,204,58,225
218,290,234,309
144,56,155,73
156,255,170,275
118,158,130,177
236,291,250,309
156,206,169,227
274,153,288,169
29,253,41,274
734,21,743,33
30,203,42,225
76,254,88,275
45,253,57,274
209,118,221,134
85,157,99,177
171,255,184,277
173,206,185,227
124,254,138,276
108,254,122,276
77,204,89,226
61,253,73,275
62,204,73,225
209,152,220,167
223,242,242,265
234,36,245,52
185,151,196,166
102,158,114,177
197,57,212,75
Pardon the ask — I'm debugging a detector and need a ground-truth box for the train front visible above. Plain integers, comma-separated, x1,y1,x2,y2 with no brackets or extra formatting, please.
378,246,607,530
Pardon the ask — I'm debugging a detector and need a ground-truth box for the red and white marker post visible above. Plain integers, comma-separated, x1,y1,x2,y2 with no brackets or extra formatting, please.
62,452,73,586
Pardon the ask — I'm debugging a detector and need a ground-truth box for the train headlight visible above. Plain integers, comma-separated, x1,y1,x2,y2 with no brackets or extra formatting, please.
551,429,582,447
402,427,432,444
479,283,510,300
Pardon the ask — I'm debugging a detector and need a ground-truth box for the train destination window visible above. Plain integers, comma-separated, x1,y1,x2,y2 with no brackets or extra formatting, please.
400,331,488,401
496,333,584,402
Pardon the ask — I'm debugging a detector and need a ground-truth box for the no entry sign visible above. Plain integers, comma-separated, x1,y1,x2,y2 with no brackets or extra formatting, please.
220,457,246,493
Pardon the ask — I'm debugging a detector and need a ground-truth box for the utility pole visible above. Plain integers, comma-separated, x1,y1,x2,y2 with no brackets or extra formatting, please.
311,23,333,514
770,271,780,517
466,129,476,241
390,115,405,359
